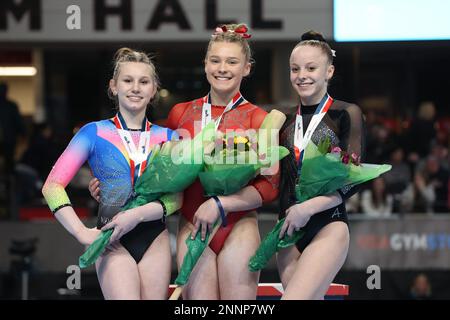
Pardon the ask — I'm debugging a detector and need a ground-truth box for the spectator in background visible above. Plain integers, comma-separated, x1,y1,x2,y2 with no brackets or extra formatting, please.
364,110,382,150
361,177,393,217
345,193,361,214
365,123,395,164
409,273,433,300
429,143,449,171
0,82,26,175
414,155,449,213
406,101,438,167
19,122,60,181
15,122,61,205
382,146,414,213
383,147,411,194
435,117,450,154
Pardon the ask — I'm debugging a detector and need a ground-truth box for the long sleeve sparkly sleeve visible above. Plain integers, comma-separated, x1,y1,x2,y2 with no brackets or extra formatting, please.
336,103,367,200
42,123,95,213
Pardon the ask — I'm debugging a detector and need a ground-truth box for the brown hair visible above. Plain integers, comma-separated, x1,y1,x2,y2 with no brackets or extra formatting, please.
108,47,160,105
205,23,253,64
294,30,335,64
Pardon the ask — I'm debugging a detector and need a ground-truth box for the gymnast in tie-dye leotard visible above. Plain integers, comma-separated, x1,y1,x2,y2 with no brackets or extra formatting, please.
42,116,177,262
42,48,182,300
43,48,179,300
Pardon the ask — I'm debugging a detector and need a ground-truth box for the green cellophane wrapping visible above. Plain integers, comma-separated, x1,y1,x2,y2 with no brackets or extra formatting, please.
296,141,392,202
79,124,215,269
122,122,215,202
78,193,169,269
200,109,289,196
174,220,220,286
199,146,289,196
248,219,304,272
248,140,392,272
79,229,114,269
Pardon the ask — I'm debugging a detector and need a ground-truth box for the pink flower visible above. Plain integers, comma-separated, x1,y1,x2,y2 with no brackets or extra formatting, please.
331,146,342,154
350,153,360,165
213,26,227,37
342,153,350,164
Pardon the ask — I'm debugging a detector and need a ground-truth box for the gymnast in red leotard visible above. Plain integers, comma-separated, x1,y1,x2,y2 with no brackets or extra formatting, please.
166,23,279,300
89,24,280,299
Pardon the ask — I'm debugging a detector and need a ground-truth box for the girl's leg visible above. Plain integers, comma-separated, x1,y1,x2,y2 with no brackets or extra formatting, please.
95,243,141,300
176,215,219,300
217,212,260,300
137,229,172,300
276,245,301,289
281,221,350,300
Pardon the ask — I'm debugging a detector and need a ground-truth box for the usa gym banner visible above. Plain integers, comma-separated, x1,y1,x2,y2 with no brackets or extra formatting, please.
345,215,450,270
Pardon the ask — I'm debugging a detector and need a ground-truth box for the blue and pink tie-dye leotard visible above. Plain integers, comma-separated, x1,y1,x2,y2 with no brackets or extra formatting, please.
42,116,180,262
43,118,177,214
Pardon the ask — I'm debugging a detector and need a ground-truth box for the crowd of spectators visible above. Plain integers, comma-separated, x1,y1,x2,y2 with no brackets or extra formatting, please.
348,101,449,216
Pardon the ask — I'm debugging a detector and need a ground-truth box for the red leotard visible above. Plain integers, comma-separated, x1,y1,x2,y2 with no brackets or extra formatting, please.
167,97,279,254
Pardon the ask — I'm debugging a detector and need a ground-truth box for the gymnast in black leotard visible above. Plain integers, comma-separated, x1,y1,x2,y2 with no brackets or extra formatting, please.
276,31,366,300
279,99,365,252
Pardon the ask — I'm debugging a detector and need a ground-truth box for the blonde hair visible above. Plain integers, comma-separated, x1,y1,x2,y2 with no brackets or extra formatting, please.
108,47,160,104
205,23,253,64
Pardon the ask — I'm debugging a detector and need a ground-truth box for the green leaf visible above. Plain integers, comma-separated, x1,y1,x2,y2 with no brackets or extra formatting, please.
317,136,331,155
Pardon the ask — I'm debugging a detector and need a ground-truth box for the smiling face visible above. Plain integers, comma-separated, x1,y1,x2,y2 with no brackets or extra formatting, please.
109,62,157,115
290,45,334,106
204,42,251,101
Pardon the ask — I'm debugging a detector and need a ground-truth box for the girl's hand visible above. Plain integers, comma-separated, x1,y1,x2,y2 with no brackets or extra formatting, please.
88,178,100,202
101,210,139,243
279,203,313,239
191,198,221,241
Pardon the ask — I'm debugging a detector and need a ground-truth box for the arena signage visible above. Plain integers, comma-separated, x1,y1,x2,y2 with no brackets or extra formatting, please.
344,217,450,270
0,0,332,42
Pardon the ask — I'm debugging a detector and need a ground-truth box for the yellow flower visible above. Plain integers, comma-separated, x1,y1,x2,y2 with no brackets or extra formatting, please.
234,136,249,144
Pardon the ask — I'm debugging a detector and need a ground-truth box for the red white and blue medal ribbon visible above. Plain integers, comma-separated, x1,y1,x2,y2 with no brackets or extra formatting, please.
294,93,333,177
113,113,152,186
201,92,246,130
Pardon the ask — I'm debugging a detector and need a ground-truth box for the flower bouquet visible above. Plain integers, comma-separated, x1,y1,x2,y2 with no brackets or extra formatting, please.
248,137,392,272
199,110,289,196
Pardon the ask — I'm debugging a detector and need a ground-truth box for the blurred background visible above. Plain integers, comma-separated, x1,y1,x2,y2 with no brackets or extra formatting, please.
0,0,449,300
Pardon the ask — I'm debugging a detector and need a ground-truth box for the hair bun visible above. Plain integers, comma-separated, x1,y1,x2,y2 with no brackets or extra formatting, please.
114,47,134,59
301,30,327,43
